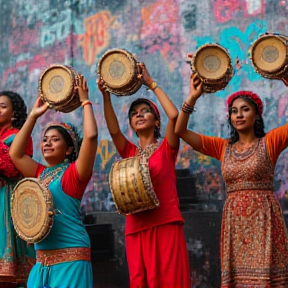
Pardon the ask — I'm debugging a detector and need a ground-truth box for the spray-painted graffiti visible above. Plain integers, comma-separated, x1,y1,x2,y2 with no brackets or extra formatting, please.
40,10,83,48
213,0,265,23
95,139,118,172
141,0,181,70
78,11,114,66
179,0,197,31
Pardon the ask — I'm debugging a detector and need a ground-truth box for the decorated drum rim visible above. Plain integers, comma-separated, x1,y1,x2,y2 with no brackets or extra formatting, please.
250,34,288,74
97,48,142,95
191,43,232,81
39,64,79,106
11,177,54,243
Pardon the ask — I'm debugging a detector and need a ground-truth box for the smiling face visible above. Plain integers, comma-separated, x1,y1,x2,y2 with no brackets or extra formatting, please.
41,128,73,166
129,103,159,136
0,95,14,128
229,97,257,133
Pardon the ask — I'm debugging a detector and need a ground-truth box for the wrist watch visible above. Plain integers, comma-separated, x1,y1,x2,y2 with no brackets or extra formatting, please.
150,81,158,90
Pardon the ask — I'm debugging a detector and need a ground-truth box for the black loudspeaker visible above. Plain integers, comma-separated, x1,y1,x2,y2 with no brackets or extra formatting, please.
85,224,115,262
176,169,197,205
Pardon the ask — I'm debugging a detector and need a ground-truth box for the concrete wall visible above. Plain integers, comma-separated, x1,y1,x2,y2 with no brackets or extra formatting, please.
2,0,288,287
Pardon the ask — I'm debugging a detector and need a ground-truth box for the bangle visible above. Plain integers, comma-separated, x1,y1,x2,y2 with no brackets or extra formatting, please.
182,101,195,114
81,100,92,107
149,81,158,90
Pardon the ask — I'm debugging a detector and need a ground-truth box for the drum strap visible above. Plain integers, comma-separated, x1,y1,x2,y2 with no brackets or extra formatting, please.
36,247,91,266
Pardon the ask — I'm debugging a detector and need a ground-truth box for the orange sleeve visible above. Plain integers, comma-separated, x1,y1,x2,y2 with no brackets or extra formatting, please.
199,135,228,161
265,124,288,166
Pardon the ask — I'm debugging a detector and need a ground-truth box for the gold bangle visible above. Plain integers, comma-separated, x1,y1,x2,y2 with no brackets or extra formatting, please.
150,81,158,90
81,100,92,107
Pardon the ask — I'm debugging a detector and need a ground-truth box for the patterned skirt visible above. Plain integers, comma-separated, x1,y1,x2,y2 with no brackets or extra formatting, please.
221,190,288,288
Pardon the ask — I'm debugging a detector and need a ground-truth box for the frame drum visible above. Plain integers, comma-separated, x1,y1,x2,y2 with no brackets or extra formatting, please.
191,44,233,93
39,64,81,113
109,157,159,215
250,34,288,79
97,49,142,96
11,178,53,244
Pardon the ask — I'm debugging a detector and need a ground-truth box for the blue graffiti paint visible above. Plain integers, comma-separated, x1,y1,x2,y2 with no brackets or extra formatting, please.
194,20,269,98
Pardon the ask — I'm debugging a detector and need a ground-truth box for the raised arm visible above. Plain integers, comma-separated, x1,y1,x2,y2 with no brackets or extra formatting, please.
139,63,179,149
75,75,98,181
9,98,49,177
97,78,128,152
175,73,204,152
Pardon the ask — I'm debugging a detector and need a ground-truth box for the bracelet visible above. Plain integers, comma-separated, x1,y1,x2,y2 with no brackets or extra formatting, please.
81,100,92,107
149,81,158,91
182,101,195,114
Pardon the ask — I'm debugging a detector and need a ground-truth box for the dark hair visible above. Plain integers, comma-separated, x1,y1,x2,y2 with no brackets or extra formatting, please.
228,96,266,144
128,99,161,139
0,91,27,129
44,125,80,162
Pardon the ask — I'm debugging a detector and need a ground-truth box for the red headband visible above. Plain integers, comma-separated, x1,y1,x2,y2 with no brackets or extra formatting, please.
128,98,161,122
227,91,263,115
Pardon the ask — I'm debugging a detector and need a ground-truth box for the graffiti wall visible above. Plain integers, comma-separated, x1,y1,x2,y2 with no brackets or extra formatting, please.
1,0,288,286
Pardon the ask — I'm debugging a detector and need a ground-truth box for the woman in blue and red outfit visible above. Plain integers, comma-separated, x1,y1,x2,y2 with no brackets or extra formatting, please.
0,91,35,288
9,75,98,288
98,63,190,288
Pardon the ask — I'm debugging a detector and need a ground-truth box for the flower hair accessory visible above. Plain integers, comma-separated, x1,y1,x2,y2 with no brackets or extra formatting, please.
227,91,263,115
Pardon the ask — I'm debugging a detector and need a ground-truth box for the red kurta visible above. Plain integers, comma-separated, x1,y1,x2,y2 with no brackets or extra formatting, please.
118,137,190,288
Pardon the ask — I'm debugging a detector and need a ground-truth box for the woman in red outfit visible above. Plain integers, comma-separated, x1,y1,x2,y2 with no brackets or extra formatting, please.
0,91,35,288
98,63,190,288
175,73,288,287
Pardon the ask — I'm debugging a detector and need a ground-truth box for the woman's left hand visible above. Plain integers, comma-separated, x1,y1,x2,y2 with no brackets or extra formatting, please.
76,74,89,102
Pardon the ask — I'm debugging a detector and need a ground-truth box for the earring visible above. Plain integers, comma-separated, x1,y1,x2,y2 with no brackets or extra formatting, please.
11,117,17,121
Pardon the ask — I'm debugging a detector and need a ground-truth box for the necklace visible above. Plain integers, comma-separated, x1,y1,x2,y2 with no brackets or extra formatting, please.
137,141,159,158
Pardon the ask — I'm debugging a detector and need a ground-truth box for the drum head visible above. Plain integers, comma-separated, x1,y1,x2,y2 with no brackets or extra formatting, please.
252,35,287,73
98,49,137,89
193,44,230,79
40,65,74,103
11,178,53,243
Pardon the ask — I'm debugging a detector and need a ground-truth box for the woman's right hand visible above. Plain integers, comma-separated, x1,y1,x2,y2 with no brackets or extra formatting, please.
97,77,110,96
29,97,49,120
186,73,203,105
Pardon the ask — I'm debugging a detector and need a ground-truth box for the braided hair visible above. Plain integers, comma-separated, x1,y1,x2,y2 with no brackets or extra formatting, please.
0,91,27,129
228,96,266,144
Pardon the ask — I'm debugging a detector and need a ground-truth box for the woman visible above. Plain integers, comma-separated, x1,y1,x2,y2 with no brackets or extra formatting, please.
9,75,98,288
175,73,288,287
0,91,35,288
98,63,190,288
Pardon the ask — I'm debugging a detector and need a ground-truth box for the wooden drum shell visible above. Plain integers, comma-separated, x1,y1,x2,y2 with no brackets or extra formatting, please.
109,157,159,215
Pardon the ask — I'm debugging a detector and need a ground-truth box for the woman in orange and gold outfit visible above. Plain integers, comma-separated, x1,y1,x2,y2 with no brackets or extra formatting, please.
175,74,288,287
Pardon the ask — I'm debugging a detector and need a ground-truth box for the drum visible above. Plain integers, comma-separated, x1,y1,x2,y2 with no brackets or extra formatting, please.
11,178,54,244
190,44,233,93
39,64,81,113
250,33,288,79
97,49,142,96
108,157,159,215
